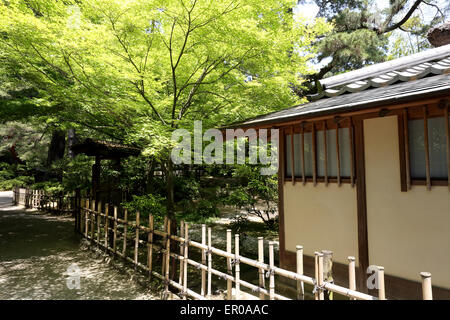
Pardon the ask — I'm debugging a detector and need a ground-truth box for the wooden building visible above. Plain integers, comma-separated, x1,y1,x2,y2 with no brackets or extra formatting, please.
71,138,140,202
233,44,450,299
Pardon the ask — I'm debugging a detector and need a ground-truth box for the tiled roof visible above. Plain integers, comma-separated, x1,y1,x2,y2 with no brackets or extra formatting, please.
232,45,450,128
310,48,450,100
233,73,450,128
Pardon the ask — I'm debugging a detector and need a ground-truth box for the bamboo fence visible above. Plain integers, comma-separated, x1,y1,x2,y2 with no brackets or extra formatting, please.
13,187,77,215
74,198,435,301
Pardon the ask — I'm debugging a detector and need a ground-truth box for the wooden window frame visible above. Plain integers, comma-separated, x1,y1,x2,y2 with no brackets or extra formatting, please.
284,118,356,186
398,102,450,191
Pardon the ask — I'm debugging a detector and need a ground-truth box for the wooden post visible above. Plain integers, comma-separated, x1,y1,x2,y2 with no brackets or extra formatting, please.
315,252,324,300
235,234,240,300
296,245,304,300
183,222,189,300
201,224,207,297
178,222,185,286
147,214,153,277
90,199,95,241
85,198,89,238
164,219,171,297
421,272,433,300
226,229,232,300
378,266,386,300
104,203,109,249
161,217,167,278
123,209,128,257
268,241,275,300
207,227,212,299
258,237,265,300
134,211,140,265
322,250,333,300
97,201,101,247
348,256,356,300
113,206,118,253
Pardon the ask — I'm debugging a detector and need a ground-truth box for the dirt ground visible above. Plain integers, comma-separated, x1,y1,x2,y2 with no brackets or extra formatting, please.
0,191,160,300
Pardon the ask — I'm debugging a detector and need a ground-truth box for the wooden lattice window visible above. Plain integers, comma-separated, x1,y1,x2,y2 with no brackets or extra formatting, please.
284,118,355,186
399,103,450,191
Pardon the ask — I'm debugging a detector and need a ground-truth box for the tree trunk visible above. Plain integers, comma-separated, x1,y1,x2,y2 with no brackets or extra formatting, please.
165,157,178,282
47,129,66,166
47,129,66,181
166,158,175,220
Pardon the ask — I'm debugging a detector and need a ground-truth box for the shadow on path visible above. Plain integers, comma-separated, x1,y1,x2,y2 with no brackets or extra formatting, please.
0,191,159,300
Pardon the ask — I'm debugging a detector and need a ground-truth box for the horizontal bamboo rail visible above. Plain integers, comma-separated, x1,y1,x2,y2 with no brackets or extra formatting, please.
76,198,434,301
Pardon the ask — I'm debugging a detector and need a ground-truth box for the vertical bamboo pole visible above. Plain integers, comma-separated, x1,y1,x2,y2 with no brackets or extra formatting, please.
348,256,356,300
123,208,128,257
258,237,265,300
90,199,95,241
207,227,212,299
164,219,171,296
235,234,240,300
85,198,89,238
317,252,324,300
97,201,101,246
421,272,433,300
201,224,207,297
178,222,185,286
161,217,167,277
134,211,140,265
322,250,333,300
183,222,189,300
113,206,118,254
314,252,319,300
104,203,109,249
378,266,386,300
147,214,153,277
268,241,275,300
296,245,304,300
226,229,232,300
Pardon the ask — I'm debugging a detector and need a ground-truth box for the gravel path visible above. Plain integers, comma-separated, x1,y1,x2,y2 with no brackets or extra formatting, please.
0,191,159,300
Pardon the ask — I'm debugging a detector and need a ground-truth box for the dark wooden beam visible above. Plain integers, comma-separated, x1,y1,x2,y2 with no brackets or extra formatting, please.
278,128,286,262
349,120,355,187
336,124,341,186
397,114,408,192
301,124,306,185
354,119,369,292
290,126,295,185
312,122,317,186
323,121,328,186
403,109,411,190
